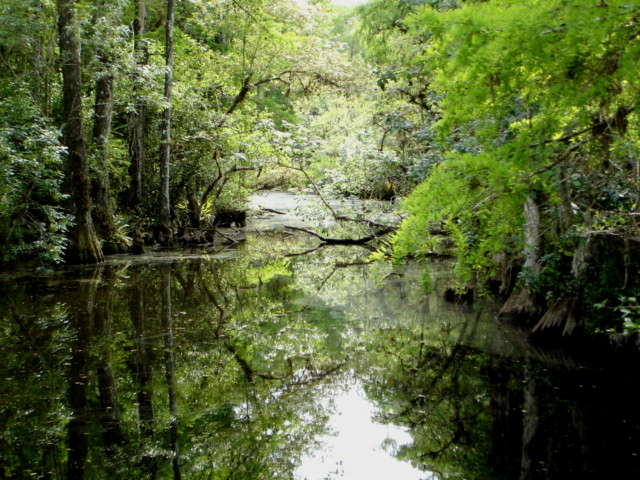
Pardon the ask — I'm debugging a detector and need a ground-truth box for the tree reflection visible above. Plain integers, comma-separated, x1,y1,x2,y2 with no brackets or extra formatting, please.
358,301,640,480
362,314,493,479
0,233,356,478
160,264,181,479
65,269,98,480
129,266,159,478
3,236,640,479
94,280,126,453
0,278,70,478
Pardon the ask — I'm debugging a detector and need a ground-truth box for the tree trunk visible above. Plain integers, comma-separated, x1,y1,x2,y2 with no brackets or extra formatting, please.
92,39,121,253
158,0,175,245
57,0,104,264
126,0,148,212
531,238,590,338
497,195,541,320
128,108,147,209
32,3,55,118
92,71,114,148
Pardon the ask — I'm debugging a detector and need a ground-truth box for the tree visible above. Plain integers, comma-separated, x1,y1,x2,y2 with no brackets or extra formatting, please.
392,0,640,336
163,0,368,236
158,0,176,246
1,0,404,262
0,2,69,266
57,0,104,264
126,0,148,212
89,0,130,254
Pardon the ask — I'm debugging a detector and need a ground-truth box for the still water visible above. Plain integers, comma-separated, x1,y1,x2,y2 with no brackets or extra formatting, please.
1,209,639,479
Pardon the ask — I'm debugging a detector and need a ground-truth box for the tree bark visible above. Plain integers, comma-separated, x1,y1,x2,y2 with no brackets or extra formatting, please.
92,71,114,148
126,0,148,211
531,238,590,337
497,195,541,320
92,11,121,253
32,2,55,118
57,0,104,264
158,0,175,245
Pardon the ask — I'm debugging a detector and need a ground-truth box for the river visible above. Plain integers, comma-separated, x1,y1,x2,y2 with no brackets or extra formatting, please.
1,192,639,479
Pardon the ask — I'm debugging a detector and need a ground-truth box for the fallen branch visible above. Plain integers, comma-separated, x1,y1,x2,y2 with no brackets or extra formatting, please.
285,246,324,257
262,207,287,215
215,228,242,244
285,224,394,244
278,161,400,229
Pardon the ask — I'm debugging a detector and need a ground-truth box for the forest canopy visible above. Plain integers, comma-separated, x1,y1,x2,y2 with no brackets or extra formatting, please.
1,0,639,336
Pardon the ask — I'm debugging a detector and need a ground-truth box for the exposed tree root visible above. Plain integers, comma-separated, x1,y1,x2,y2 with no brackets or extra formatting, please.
532,296,579,337
497,288,540,321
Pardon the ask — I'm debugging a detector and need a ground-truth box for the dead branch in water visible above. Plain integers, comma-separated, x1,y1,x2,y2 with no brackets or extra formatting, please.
262,207,287,215
284,224,394,244
215,228,244,244
278,162,402,229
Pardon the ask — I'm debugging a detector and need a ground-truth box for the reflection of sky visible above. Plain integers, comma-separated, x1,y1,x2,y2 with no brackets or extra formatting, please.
295,382,434,480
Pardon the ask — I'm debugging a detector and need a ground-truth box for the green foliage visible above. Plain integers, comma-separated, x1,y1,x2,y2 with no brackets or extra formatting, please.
0,1,68,265
296,88,429,199
407,0,640,146
149,0,369,229
393,150,526,286
1,0,430,261
0,90,70,266
390,0,640,319
615,296,640,335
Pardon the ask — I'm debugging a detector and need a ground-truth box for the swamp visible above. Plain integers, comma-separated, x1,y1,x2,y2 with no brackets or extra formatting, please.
2,193,639,479
3,0,640,478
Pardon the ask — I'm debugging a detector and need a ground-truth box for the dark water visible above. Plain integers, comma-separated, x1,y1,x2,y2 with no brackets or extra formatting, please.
1,230,639,479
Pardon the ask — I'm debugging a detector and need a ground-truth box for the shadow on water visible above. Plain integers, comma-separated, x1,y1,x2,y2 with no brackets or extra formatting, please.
1,226,639,479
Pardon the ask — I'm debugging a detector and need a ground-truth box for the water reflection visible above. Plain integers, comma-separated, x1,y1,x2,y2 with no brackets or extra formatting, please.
1,233,639,479
296,378,431,480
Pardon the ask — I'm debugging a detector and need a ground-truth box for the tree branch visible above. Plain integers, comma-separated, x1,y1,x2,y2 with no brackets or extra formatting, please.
526,135,596,179
200,151,255,206
284,225,394,244
218,70,341,128
528,125,594,148
278,161,398,229
225,73,253,116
